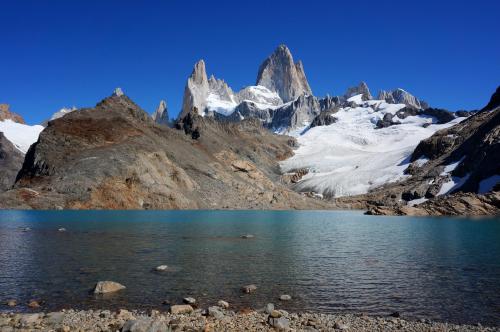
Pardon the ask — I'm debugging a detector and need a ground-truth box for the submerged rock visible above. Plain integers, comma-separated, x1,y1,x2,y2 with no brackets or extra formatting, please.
241,284,257,293
279,294,292,301
155,265,168,272
93,281,126,294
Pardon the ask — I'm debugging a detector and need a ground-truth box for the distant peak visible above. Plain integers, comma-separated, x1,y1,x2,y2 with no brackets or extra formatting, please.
113,87,124,97
256,45,312,102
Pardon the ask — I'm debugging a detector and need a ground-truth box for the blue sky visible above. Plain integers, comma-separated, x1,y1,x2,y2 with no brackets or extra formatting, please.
1,0,499,124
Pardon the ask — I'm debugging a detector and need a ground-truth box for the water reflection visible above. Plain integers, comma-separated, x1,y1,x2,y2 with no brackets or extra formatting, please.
0,210,499,325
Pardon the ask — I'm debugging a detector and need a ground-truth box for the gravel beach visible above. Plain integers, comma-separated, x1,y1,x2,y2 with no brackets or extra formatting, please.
0,307,498,332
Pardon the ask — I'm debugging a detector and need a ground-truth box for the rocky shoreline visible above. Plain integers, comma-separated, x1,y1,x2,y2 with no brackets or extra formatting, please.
0,307,498,332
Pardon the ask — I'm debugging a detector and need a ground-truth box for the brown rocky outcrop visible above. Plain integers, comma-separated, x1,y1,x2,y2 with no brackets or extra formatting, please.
0,104,25,123
0,93,329,210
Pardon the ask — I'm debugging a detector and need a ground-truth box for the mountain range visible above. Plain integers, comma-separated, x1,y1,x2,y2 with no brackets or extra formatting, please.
0,45,498,215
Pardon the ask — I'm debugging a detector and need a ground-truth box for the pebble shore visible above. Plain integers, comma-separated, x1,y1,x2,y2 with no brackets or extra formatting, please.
0,307,498,332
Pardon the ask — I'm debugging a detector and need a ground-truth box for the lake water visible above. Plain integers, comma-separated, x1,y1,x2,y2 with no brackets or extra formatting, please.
0,210,499,326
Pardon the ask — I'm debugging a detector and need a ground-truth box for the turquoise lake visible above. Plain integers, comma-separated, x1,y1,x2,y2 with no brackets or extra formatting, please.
0,210,499,325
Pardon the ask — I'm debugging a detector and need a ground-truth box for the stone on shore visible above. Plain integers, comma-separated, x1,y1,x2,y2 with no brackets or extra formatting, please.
93,281,126,294
217,300,229,309
170,304,193,314
28,300,40,308
208,306,225,320
268,316,290,330
122,318,168,332
265,303,275,314
241,284,257,293
334,321,349,330
279,294,292,301
20,313,40,326
183,297,196,305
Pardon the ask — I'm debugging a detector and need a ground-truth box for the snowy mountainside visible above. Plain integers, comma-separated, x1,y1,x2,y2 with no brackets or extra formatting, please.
280,97,464,197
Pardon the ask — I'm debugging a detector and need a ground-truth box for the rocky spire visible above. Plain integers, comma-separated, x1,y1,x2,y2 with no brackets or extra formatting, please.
179,60,210,119
256,44,313,102
377,88,429,109
153,100,169,125
0,104,25,124
344,82,372,101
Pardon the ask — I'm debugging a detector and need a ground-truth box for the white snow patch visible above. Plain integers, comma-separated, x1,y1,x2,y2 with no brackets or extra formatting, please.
478,175,500,194
280,102,464,197
0,120,44,153
414,156,429,167
437,174,470,196
440,156,466,175
205,93,238,116
347,94,363,104
407,198,428,206
50,107,77,121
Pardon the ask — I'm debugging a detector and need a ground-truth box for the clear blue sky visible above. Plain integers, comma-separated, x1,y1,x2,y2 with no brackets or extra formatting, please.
1,0,499,124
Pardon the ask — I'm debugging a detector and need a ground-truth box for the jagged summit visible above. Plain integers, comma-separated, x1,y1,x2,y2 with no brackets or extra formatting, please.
153,100,169,125
179,60,211,119
256,44,312,102
378,88,428,109
344,82,372,101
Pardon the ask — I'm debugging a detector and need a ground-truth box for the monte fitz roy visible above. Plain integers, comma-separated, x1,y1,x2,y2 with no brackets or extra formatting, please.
0,45,498,215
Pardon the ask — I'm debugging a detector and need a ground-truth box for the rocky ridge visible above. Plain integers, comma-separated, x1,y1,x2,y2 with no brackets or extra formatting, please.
0,91,329,210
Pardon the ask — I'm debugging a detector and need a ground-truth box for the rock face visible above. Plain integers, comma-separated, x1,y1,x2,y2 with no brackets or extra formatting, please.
256,45,312,102
378,88,428,109
152,100,169,125
344,82,372,101
309,110,338,128
0,92,329,210
0,132,24,191
0,104,25,123
269,95,321,131
482,85,500,111
179,60,210,119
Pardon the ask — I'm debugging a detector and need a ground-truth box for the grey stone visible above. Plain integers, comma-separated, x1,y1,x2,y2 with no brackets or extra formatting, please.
279,294,292,301
93,281,126,294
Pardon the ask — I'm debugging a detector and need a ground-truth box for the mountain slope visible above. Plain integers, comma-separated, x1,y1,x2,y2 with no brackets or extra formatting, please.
0,132,24,191
280,97,462,197
0,93,328,210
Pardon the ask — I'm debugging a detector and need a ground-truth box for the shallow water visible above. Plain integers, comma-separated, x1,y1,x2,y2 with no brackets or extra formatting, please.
0,210,499,325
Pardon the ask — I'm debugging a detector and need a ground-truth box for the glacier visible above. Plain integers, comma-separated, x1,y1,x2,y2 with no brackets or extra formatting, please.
280,97,464,197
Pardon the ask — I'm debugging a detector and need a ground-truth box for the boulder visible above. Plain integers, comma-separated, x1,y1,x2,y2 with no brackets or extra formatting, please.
20,313,40,326
170,304,193,314
183,297,196,305
268,316,290,330
93,281,126,294
208,306,225,320
217,300,229,309
122,318,168,332
241,284,257,293
279,294,292,301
